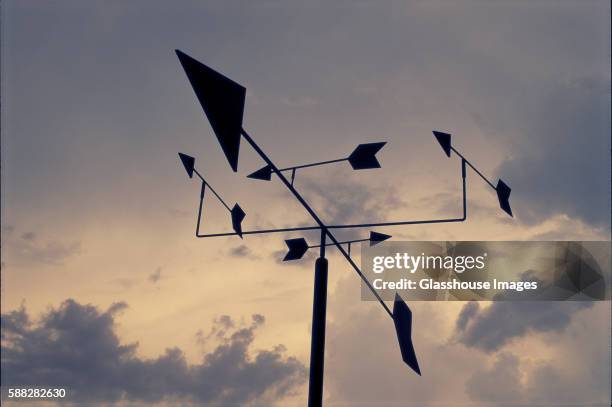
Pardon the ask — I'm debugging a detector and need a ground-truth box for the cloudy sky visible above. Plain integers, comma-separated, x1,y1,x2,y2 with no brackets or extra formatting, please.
1,1,610,406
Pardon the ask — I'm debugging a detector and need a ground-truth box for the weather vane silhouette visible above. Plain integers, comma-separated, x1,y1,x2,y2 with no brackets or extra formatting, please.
174,49,513,407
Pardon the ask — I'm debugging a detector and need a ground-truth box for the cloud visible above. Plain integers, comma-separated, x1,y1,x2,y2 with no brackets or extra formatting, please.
20,231,36,241
456,301,592,352
1,300,306,405
464,303,611,406
495,76,610,228
1,226,81,267
323,272,610,406
455,301,479,333
227,244,259,260
110,278,137,290
148,267,162,283
301,173,402,226
465,352,523,403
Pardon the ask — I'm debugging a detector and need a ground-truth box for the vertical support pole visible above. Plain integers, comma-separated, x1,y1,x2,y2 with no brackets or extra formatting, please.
308,229,328,407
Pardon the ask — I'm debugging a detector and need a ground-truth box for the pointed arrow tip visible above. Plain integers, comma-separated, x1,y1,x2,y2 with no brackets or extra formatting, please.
176,51,245,173
433,131,452,158
370,231,392,246
247,165,272,181
178,153,195,178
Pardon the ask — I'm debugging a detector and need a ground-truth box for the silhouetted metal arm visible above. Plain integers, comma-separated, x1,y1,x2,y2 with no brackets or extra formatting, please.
193,169,231,211
194,159,468,238
241,128,394,318
279,157,347,172
451,147,495,189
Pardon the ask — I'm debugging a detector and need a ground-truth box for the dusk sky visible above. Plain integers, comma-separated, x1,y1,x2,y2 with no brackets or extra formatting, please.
1,1,610,406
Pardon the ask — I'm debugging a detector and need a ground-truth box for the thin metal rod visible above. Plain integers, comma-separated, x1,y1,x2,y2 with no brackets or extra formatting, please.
280,157,347,172
197,217,465,238
193,169,232,211
319,228,326,258
326,217,465,229
196,181,206,236
309,237,369,249
290,168,297,186
197,224,320,238
451,147,495,190
241,128,394,318
462,159,467,219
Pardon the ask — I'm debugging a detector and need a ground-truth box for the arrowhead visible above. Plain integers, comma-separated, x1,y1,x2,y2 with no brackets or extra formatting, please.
348,142,386,170
369,231,392,246
247,165,272,181
178,153,195,178
231,204,246,238
176,50,246,172
283,238,309,261
393,294,421,375
495,179,513,217
433,131,452,157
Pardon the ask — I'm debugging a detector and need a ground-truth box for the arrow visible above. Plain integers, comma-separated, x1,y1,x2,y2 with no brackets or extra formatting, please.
433,131,513,217
309,231,392,248
369,231,392,245
176,50,245,172
393,293,421,375
433,131,451,158
283,232,392,261
178,153,195,178
231,204,246,238
283,238,309,261
312,231,392,256
247,142,386,182
348,142,386,169
247,165,273,181
495,180,513,217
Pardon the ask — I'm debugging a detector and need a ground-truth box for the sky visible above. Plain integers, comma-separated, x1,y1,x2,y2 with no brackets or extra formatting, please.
1,1,610,406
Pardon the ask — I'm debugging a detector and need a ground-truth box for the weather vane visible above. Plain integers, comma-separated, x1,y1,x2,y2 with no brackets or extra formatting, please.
174,49,513,407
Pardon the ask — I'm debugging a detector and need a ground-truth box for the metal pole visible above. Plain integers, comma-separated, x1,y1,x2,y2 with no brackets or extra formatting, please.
308,230,328,407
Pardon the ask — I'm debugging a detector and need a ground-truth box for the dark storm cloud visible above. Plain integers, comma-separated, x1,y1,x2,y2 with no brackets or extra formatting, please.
465,327,611,406
496,76,610,227
455,263,604,351
1,300,306,405
455,301,479,333
456,301,592,352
